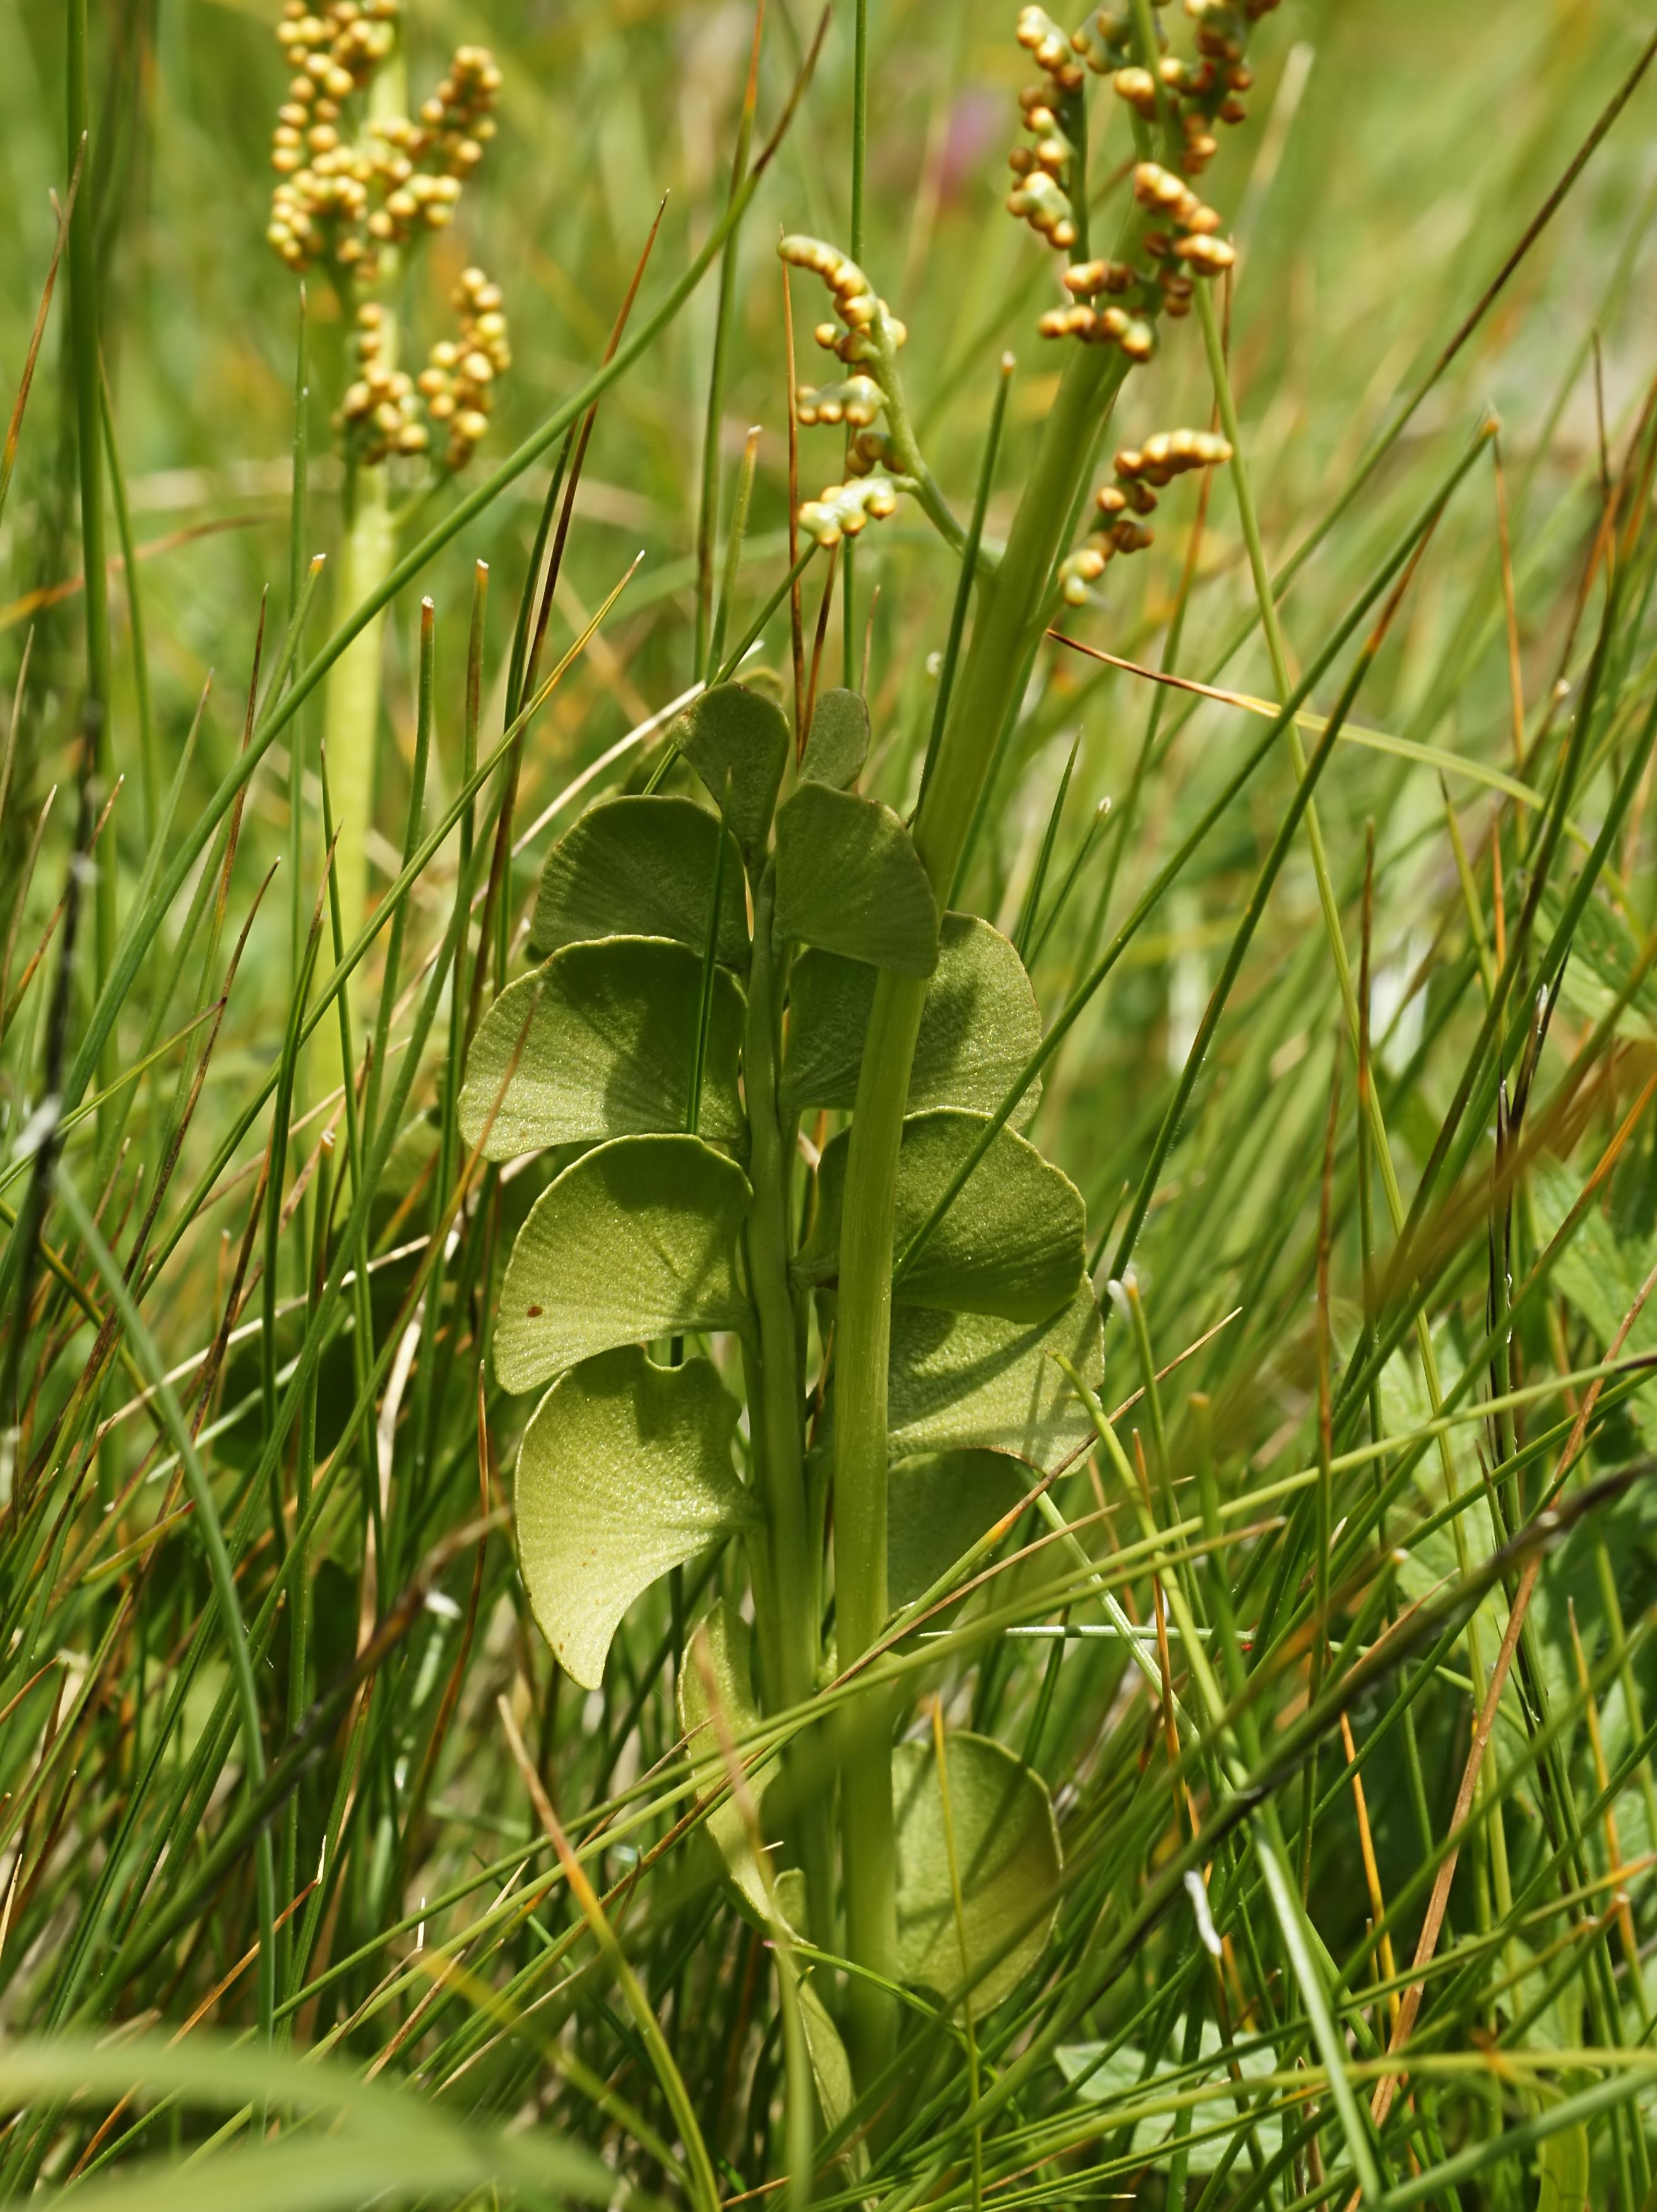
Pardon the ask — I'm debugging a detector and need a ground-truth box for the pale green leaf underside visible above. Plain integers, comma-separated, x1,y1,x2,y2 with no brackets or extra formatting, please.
460,938,745,1162
800,685,870,790
797,1108,1084,1322
672,681,789,858
773,783,939,976
1055,2021,1284,2171
528,793,747,966
781,914,1041,1121
893,1731,1060,2009
799,1978,858,2145
888,1285,1104,1467
889,1450,1030,1611
516,1346,751,1688
678,1600,771,1919
496,1135,752,1394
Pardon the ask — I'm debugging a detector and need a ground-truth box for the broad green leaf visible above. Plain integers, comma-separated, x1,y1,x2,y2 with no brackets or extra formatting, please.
893,1732,1060,2009
516,1346,754,1688
800,686,870,789
781,914,1041,1122
887,1284,1104,1468
528,793,747,966
773,783,940,976
496,1135,751,1393
460,938,745,1162
1055,2021,1284,2172
670,682,790,859
1536,2125,1591,2212
889,1450,1029,1610
796,1108,1084,1322
678,1600,772,1917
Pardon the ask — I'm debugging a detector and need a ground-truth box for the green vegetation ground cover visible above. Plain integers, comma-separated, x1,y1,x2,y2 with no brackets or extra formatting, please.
4,0,1657,2206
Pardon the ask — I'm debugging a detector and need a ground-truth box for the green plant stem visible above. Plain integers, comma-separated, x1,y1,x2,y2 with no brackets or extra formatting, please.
98,369,154,843
318,441,395,1101
915,355,1012,813
66,0,114,1092
834,338,1129,2090
742,864,834,1943
288,292,311,1052
844,0,870,682
694,10,764,680
706,425,761,683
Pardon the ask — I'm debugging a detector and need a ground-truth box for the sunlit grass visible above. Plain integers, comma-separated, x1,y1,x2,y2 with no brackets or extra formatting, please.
3,0,1657,2204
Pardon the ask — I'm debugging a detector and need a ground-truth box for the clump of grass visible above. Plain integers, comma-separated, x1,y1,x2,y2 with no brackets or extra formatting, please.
3,1,1657,2207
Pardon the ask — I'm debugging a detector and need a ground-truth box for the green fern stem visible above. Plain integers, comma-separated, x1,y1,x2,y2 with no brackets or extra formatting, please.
835,339,1130,2088
315,441,395,1109
312,44,405,1118
742,863,836,1943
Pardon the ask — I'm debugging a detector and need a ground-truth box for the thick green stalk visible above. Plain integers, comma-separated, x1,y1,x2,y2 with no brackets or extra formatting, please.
317,444,395,1102
742,865,834,1942
314,44,405,1106
834,340,1127,2086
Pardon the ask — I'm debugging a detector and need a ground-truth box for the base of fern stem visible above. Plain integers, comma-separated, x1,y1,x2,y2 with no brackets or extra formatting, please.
834,965,929,2090
740,877,838,1948
832,341,1132,2095
309,470,396,1127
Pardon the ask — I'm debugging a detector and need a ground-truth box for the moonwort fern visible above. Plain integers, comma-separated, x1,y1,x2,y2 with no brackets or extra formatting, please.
463,0,1278,2132
461,678,1090,1994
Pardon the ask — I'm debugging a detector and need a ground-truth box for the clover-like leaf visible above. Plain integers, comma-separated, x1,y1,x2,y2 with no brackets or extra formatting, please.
894,1732,1061,2009
800,686,870,790
516,1346,754,1688
460,939,745,1162
886,1284,1103,1468
496,1135,752,1393
782,915,1040,1120
670,682,790,860
773,784,939,976
889,1450,1030,1611
796,1109,1084,1322
528,794,747,966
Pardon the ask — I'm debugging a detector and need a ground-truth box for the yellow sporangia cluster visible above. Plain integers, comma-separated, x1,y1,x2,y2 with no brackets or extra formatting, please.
415,267,512,470
796,477,900,550
266,1,501,284
1037,162,1232,360
1007,10,1087,253
1071,0,1278,175
780,235,909,545
337,268,510,468
1058,427,1231,603
1007,3,1275,362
